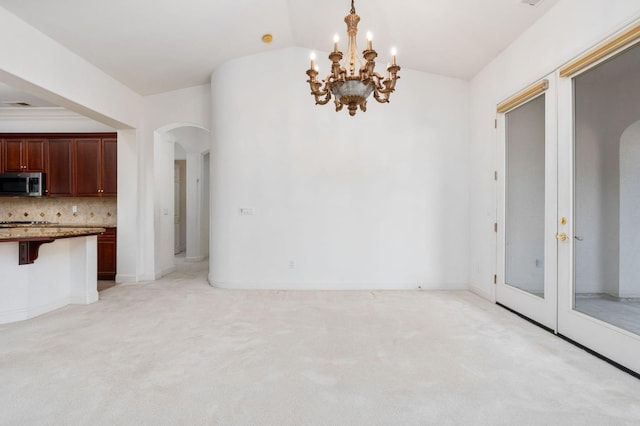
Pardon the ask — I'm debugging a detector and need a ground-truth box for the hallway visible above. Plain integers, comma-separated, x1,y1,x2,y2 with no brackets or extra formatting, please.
1,260,640,425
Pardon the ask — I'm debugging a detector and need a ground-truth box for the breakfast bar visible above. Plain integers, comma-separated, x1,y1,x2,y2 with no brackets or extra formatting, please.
0,223,105,324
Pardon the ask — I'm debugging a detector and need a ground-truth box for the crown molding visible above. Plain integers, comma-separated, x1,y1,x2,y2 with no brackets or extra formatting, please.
0,107,89,121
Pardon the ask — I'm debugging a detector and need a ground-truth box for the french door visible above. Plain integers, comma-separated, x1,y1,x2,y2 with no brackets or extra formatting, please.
496,74,558,331
498,26,640,375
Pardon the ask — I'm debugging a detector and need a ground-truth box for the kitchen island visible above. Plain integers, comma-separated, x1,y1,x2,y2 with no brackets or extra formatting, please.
0,223,105,324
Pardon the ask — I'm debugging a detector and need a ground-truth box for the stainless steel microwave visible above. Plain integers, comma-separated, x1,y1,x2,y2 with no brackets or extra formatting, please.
0,172,46,196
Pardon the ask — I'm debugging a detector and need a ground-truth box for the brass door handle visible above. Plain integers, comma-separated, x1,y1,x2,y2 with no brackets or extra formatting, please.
555,232,568,241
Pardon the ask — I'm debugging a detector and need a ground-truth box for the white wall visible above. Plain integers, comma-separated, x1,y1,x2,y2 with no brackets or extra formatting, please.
210,47,470,290
469,0,640,301
153,131,176,277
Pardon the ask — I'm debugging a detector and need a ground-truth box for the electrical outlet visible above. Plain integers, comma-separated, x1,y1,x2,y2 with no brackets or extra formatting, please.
72,205,77,213
288,260,295,269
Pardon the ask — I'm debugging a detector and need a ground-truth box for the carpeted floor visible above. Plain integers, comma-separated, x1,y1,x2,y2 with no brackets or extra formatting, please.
1,259,640,425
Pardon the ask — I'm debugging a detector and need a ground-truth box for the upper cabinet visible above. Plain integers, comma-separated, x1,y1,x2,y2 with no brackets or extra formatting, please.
101,138,117,196
1,133,116,197
2,138,47,173
47,139,74,197
74,137,116,197
74,138,102,196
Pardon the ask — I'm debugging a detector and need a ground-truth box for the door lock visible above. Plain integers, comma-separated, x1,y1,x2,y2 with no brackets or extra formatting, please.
555,232,568,241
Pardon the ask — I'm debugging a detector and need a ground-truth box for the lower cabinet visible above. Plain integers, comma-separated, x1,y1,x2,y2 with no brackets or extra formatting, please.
97,227,117,280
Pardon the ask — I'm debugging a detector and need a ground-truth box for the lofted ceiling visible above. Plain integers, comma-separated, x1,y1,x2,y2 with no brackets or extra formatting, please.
0,0,559,96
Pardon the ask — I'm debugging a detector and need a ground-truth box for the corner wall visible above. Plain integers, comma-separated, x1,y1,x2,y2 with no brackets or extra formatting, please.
210,47,470,290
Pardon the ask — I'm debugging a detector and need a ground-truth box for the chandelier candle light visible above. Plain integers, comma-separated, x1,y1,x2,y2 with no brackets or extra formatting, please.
305,0,401,116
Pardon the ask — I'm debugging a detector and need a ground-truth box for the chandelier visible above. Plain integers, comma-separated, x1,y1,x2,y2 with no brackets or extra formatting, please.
305,0,401,116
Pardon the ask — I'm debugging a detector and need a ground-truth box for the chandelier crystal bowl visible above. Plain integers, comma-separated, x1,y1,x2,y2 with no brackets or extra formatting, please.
305,0,401,116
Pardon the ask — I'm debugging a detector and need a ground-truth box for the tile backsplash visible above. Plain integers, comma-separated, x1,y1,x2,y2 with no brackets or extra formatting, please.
0,197,117,227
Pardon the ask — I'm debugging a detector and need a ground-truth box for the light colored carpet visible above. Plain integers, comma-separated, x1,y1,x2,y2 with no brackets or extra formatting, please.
1,260,640,425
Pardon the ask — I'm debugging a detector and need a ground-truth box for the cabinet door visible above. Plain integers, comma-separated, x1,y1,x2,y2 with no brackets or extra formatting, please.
25,139,47,172
97,228,117,280
47,139,74,196
101,138,117,196
74,138,101,196
4,139,23,172
0,139,4,172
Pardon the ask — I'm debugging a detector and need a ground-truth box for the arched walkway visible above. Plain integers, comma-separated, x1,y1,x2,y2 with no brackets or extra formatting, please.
619,119,640,297
153,123,210,278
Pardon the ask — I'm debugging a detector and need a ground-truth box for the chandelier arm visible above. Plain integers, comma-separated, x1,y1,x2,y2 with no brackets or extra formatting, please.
372,90,390,104
313,84,333,105
306,73,333,106
369,75,393,99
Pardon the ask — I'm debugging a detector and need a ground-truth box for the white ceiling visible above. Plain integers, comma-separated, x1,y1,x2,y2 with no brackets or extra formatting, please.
0,0,559,96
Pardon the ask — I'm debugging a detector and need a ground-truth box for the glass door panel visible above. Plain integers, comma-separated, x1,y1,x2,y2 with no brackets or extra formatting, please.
505,95,546,298
572,43,640,335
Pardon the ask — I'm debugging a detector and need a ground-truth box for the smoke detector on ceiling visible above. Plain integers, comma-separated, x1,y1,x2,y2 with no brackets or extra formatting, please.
521,0,544,6
2,101,33,107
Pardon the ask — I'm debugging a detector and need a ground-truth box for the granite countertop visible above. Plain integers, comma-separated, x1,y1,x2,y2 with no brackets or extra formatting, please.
0,225,106,241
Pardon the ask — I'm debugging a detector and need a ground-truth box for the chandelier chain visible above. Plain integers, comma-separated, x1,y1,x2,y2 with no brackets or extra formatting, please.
350,0,356,14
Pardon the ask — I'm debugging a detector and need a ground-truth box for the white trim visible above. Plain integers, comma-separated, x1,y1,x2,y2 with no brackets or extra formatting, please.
0,297,69,325
209,281,468,291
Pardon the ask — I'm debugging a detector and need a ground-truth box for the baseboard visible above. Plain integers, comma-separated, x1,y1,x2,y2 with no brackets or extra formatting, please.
0,297,69,325
208,280,468,291
115,274,139,283
469,283,495,302
69,291,99,305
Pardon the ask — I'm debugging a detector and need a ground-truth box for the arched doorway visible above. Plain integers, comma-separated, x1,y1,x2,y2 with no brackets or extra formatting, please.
619,120,640,298
153,123,210,278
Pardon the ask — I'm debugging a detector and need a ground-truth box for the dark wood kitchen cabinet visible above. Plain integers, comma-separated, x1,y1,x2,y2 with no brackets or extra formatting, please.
101,138,117,196
74,137,116,197
1,132,116,198
2,138,47,172
74,138,101,196
97,227,117,280
46,139,74,196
